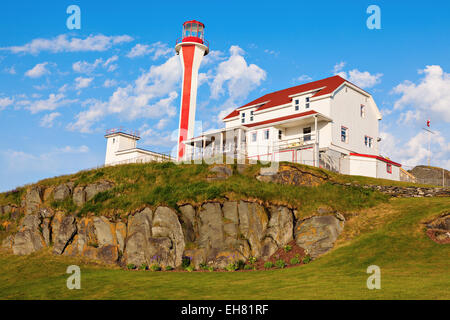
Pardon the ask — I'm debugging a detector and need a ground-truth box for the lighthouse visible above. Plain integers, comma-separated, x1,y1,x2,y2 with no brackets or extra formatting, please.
175,20,209,161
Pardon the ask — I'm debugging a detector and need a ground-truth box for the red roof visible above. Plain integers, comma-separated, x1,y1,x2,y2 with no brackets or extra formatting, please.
223,75,349,120
349,153,402,167
243,110,318,128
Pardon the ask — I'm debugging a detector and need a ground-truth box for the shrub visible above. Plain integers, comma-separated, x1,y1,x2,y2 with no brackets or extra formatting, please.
140,263,148,271
126,264,136,270
264,262,274,269
182,256,191,269
248,256,257,264
290,257,301,265
275,259,287,269
283,244,292,252
185,266,194,272
165,266,173,271
207,266,214,272
244,264,253,270
236,260,246,270
199,262,209,270
302,255,312,264
150,264,161,272
226,263,237,272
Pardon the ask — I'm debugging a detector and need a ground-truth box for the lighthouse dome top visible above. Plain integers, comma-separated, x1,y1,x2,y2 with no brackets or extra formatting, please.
175,19,209,55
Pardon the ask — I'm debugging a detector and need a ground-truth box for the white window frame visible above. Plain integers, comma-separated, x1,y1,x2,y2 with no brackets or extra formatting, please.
360,105,366,118
264,129,270,140
251,132,257,142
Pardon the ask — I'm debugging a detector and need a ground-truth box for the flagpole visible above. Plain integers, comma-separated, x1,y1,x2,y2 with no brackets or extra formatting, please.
423,121,434,167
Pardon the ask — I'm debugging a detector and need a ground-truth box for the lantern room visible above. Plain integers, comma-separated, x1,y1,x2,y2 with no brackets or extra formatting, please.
182,20,204,42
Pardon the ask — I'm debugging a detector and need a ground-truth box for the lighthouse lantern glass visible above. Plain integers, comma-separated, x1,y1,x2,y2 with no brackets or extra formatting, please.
182,22,204,42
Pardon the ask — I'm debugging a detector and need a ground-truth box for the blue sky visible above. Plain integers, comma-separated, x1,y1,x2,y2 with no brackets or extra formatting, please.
0,0,449,191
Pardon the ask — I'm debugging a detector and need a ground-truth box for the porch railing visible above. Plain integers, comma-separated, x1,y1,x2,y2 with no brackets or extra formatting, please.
276,133,316,150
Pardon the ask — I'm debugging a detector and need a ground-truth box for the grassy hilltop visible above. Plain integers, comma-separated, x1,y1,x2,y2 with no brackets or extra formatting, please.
0,162,448,299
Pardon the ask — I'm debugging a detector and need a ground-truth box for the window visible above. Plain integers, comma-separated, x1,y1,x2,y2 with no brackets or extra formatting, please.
360,105,366,118
294,99,299,111
251,132,257,142
241,112,245,123
250,110,254,121
264,130,270,140
386,163,392,174
278,130,282,140
303,127,311,142
341,126,348,143
365,136,373,148
113,138,115,143
305,97,310,109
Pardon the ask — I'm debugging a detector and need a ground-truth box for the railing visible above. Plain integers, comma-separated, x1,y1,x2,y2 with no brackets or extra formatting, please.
185,143,246,161
276,134,316,150
176,37,209,50
105,127,140,138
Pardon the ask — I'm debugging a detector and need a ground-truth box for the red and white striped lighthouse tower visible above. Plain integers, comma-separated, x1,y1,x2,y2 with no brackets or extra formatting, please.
175,20,209,161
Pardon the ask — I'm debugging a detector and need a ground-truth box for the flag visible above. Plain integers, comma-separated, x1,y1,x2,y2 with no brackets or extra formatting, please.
427,119,430,127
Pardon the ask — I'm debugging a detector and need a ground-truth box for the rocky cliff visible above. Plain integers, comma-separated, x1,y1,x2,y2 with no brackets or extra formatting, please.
1,186,345,268
1,163,448,270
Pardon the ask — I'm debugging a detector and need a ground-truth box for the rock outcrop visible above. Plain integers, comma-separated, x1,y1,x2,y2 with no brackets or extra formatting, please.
256,164,327,186
1,199,346,267
294,214,345,258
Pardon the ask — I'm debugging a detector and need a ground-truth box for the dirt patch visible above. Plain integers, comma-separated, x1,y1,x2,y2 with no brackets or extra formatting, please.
253,240,307,270
424,212,450,244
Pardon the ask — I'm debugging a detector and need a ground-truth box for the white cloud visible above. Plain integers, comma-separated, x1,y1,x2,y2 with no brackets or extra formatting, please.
0,96,14,110
103,55,118,72
68,55,182,133
139,124,175,149
156,118,169,129
333,62,346,74
333,62,382,88
25,62,50,78
393,65,450,123
26,93,77,114
103,79,118,88
296,74,312,82
4,66,16,74
40,112,61,128
380,130,450,169
126,42,172,60
72,58,102,74
73,55,119,74
201,50,225,66
75,76,93,89
2,34,133,54
210,45,266,110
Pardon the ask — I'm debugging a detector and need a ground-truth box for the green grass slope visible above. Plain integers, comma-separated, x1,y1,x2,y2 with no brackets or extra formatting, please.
1,197,448,300
0,162,393,220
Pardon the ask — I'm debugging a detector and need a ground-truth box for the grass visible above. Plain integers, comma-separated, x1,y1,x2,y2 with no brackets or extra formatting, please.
0,197,448,300
0,162,393,219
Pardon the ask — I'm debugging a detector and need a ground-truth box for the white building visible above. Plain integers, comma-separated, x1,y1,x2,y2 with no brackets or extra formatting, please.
183,75,401,180
104,129,172,166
